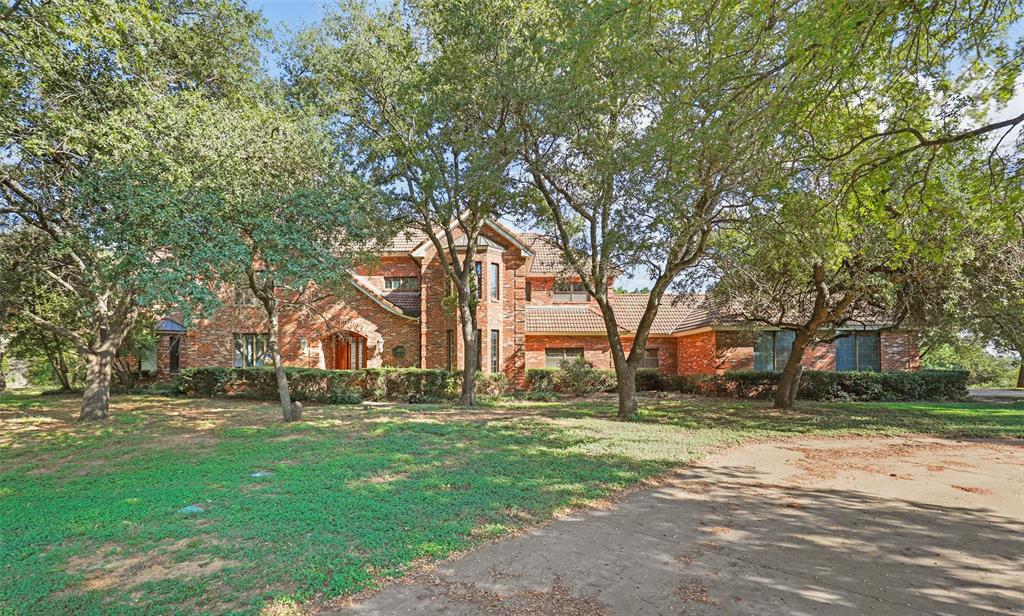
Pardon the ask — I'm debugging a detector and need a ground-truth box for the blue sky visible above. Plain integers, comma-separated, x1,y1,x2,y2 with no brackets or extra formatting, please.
248,0,327,31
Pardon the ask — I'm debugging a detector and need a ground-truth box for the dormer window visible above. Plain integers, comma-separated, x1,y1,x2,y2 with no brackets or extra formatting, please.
384,276,419,291
554,281,588,303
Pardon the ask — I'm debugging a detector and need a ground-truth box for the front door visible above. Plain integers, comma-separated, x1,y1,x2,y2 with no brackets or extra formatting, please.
333,333,367,370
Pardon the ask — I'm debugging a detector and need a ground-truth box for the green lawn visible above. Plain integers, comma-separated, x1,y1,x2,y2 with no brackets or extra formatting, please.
1,391,1021,615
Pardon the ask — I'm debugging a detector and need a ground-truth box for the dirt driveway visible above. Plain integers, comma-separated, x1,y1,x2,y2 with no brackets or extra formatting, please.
324,436,1024,616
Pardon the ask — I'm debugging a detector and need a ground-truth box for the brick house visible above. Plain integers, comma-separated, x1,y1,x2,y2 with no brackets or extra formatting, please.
153,220,919,383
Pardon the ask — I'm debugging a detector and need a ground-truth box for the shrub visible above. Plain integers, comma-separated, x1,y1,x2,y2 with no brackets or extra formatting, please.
709,369,969,402
635,368,664,391
175,366,531,403
524,359,616,396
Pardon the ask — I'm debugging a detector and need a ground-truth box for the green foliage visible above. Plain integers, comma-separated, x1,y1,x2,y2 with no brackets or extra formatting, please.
176,367,512,403
705,370,969,402
922,342,1021,387
526,360,617,396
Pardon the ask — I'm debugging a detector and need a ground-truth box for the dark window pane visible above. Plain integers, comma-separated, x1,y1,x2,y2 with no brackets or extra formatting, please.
525,281,532,301
835,335,856,371
490,329,499,372
857,333,880,371
774,331,795,371
753,333,774,371
169,337,180,373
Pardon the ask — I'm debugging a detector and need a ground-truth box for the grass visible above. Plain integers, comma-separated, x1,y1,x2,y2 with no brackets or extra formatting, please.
0,390,1021,615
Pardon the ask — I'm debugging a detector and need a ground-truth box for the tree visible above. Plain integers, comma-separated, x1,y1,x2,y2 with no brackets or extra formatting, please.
144,95,382,422
288,0,523,405
960,211,1024,388
515,1,1023,417
0,0,266,419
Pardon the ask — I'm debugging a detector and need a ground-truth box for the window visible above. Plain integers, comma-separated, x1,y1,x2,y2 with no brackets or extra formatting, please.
836,332,880,371
384,276,419,291
753,331,796,371
233,333,271,368
476,329,482,370
168,336,181,373
474,261,482,298
489,263,500,300
392,345,406,359
233,285,258,306
545,347,584,368
525,281,532,302
446,330,455,370
641,348,659,369
554,281,588,303
490,329,500,373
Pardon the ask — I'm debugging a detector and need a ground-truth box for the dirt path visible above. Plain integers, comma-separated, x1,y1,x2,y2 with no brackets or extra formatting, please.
323,436,1024,616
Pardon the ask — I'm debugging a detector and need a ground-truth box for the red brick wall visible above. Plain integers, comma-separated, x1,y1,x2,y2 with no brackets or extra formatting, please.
713,329,919,373
175,284,419,377
525,334,677,373
676,331,717,375
880,331,920,371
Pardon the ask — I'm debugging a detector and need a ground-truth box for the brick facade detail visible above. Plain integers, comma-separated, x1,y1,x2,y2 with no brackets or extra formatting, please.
156,222,921,384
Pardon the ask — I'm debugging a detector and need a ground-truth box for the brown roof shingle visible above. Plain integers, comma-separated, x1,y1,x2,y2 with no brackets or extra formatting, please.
521,233,570,275
526,305,619,333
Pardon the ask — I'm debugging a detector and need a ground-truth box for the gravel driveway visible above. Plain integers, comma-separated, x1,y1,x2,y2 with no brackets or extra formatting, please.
323,436,1024,616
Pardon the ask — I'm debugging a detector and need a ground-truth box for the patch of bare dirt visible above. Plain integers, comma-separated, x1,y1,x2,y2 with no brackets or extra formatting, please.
785,442,960,481
952,485,993,495
675,579,715,605
65,537,240,590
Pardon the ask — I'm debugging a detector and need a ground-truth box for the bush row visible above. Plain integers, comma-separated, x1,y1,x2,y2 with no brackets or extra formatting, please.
175,367,511,404
177,364,968,404
627,369,968,402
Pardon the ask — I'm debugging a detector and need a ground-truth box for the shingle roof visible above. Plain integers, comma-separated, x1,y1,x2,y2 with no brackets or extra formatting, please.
384,228,428,252
383,291,421,317
526,305,618,333
525,293,713,335
610,293,708,335
520,233,569,275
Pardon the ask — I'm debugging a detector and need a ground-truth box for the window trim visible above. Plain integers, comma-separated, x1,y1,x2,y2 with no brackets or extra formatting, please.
641,347,659,370
490,329,500,373
544,347,585,368
384,276,419,291
553,281,588,303
836,331,881,372
753,331,796,372
489,263,500,301
233,333,271,368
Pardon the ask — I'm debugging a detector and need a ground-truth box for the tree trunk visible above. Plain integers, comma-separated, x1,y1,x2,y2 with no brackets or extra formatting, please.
774,335,810,410
0,347,6,392
613,359,638,420
1017,355,1024,389
267,308,297,422
459,300,478,407
80,351,113,421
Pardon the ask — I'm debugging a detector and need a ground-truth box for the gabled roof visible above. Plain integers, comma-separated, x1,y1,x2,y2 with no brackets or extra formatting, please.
520,232,569,275
348,273,418,320
156,318,186,333
525,293,707,335
409,220,534,258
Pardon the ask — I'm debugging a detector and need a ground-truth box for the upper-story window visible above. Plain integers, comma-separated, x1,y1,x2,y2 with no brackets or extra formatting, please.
474,262,482,299
525,281,532,301
384,276,419,291
233,285,258,306
489,263,500,300
554,281,588,303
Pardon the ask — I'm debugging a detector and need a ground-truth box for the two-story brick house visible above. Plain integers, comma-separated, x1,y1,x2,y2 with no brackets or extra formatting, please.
153,220,919,383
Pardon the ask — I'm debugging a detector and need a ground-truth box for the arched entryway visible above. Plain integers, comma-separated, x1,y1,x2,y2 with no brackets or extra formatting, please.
332,331,367,370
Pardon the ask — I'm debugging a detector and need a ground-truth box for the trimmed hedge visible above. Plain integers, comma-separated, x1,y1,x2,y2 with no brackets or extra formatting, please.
689,369,969,402
175,367,513,404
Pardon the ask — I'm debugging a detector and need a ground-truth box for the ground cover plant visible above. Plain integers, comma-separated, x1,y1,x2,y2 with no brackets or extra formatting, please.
0,390,1021,615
